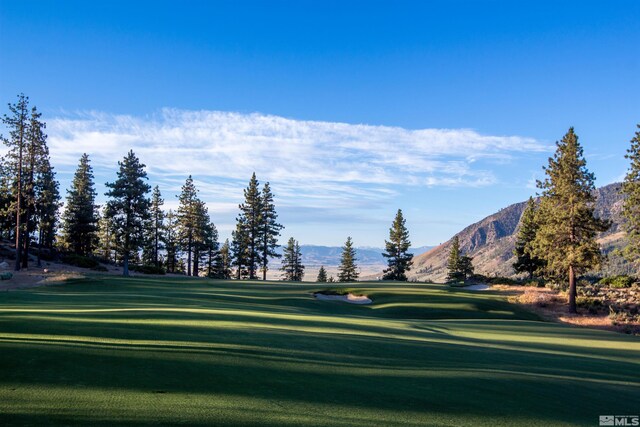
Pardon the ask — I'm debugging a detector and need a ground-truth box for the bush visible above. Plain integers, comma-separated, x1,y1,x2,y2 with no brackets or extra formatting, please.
61,254,100,269
130,264,166,275
91,265,108,272
523,278,545,287
468,274,488,283
0,272,13,280
486,276,520,285
577,296,605,314
599,275,635,289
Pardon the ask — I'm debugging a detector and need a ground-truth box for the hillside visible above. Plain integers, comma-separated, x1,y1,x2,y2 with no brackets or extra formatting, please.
410,183,628,282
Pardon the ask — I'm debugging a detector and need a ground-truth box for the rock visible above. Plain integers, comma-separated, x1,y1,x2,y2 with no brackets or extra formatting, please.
0,261,9,270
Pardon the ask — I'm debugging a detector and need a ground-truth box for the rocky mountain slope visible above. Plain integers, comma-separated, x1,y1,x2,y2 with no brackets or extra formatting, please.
409,183,629,282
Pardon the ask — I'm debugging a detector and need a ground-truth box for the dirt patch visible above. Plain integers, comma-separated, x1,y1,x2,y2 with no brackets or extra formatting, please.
493,284,640,335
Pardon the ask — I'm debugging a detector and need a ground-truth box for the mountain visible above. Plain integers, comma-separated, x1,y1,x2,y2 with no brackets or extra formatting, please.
409,183,630,282
274,245,434,267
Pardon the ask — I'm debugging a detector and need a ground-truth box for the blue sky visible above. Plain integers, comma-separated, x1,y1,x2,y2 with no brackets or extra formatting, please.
1,1,638,247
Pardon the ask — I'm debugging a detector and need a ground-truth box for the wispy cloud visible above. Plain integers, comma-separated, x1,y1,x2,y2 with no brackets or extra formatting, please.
43,108,546,211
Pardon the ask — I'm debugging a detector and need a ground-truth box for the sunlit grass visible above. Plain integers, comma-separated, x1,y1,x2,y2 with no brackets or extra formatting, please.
0,277,638,426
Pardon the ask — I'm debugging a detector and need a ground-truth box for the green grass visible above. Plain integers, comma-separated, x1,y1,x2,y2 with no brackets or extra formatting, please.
0,277,638,426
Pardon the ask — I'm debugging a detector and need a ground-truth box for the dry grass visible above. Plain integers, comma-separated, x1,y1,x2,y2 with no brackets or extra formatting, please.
494,284,640,335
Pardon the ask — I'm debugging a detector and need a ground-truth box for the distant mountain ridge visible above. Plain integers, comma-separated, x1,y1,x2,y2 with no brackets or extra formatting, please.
409,183,629,282
273,245,434,267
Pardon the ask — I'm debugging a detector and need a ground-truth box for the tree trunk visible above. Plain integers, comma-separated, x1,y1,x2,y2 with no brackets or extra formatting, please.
193,249,199,277
22,216,29,268
187,234,192,276
123,252,129,277
568,265,577,314
37,228,42,268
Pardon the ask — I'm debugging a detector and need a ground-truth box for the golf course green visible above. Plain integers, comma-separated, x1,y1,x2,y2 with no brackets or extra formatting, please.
0,277,638,426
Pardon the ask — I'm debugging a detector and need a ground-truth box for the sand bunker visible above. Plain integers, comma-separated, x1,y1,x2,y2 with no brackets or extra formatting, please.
314,292,372,305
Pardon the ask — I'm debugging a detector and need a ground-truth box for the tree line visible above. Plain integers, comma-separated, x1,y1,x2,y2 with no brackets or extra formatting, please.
1,94,415,282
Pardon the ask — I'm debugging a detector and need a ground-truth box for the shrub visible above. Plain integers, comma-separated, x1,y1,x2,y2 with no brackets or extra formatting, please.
61,254,100,269
486,276,520,285
523,278,545,287
468,274,488,283
599,275,635,289
577,296,605,314
91,265,108,272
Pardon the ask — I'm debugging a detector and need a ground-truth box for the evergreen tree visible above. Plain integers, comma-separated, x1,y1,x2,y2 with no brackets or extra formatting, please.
338,236,359,282
281,237,304,281
446,236,463,282
105,150,151,276
621,124,640,267
164,209,179,273
382,209,413,281
459,254,474,280
215,239,232,279
231,219,250,279
258,182,283,280
176,176,199,276
97,206,116,263
61,154,99,256
200,212,219,278
237,173,263,279
512,197,545,279
316,266,328,282
143,185,165,267
34,157,60,265
1,94,30,270
530,128,610,313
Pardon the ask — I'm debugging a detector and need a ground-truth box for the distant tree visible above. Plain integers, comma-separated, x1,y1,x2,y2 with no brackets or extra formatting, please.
231,219,250,279
105,150,151,276
459,254,474,280
530,128,610,313
512,197,545,279
202,216,220,278
176,176,200,276
621,124,640,268
215,239,232,279
237,173,263,279
61,154,99,256
382,209,413,281
97,206,116,263
164,209,179,273
34,148,60,266
338,236,359,282
281,237,304,281
190,200,212,277
258,182,283,280
1,94,30,270
316,265,328,282
142,185,165,267
328,275,335,283
446,236,464,282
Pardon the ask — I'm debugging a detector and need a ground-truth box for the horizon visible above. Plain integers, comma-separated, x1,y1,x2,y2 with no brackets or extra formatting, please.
1,1,638,247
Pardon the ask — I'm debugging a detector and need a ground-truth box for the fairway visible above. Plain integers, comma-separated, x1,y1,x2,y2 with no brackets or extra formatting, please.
0,278,638,426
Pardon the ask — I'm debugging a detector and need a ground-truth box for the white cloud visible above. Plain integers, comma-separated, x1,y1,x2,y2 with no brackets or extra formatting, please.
43,108,545,210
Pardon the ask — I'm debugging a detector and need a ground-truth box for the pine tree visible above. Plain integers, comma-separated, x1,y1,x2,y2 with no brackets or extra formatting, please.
62,154,99,256
446,236,463,282
531,128,610,313
382,209,413,281
215,239,232,279
104,150,151,276
97,206,116,262
164,209,179,273
238,173,263,279
231,219,249,279
258,182,283,280
1,94,30,270
143,185,165,267
281,237,304,281
176,176,199,276
621,124,640,267
34,156,60,265
316,266,328,282
200,213,219,278
338,236,359,282
513,197,545,279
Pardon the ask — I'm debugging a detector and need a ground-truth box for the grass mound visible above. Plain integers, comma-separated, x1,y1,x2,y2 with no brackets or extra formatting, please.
0,278,638,426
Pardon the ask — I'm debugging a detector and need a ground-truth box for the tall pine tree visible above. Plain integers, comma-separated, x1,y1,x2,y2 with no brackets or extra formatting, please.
176,176,199,276
217,239,232,279
237,173,262,279
61,154,99,256
531,128,610,313
338,236,359,282
142,185,165,267
512,197,545,279
258,182,283,280
104,150,151,276
231,218,249,279
164,209,179,273
446,236,474,283
621,124,640,268
382,209,413,281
